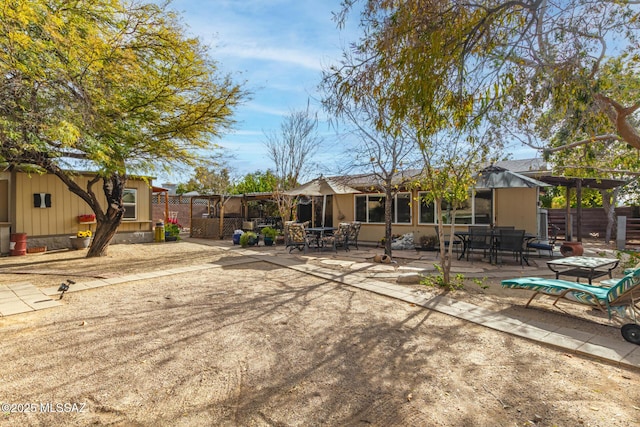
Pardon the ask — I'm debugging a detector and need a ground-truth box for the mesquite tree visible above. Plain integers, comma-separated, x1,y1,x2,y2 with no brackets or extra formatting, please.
0,0,246,256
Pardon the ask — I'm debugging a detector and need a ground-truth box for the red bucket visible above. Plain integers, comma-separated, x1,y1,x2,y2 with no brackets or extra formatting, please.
10,233,27,256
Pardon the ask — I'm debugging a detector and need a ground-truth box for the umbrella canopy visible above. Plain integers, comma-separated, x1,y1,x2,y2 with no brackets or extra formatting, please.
474,165,550,189
284,177,360,227
284,177,361,196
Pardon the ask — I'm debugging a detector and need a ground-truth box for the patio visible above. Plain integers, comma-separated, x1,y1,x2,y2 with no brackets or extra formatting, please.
0,238,639,425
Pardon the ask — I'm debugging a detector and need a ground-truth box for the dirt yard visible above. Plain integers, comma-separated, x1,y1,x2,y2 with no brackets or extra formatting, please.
0,240,638,426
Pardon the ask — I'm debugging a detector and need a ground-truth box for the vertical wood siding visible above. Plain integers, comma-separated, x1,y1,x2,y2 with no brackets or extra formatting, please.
15,172,152,236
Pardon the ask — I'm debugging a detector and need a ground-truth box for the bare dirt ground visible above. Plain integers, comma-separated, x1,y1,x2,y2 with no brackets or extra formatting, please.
0,240,639,426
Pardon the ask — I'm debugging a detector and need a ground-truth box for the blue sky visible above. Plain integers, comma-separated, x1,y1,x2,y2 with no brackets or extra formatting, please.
158,0,538,186
158,0,357,184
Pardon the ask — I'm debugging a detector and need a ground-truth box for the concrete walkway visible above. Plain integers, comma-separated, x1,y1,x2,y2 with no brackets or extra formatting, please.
1,242,639,370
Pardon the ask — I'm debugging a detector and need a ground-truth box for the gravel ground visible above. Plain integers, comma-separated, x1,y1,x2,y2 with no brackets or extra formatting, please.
0,240,639,426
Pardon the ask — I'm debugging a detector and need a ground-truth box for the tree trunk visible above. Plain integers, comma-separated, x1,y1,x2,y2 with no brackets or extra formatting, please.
384,187,393,256
434,199,451,285
87,216,120,257
601,188,619,244
86,174,126,257
219,202,225,239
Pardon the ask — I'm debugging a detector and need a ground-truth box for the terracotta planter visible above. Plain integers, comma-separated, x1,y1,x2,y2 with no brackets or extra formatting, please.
560,241,583,257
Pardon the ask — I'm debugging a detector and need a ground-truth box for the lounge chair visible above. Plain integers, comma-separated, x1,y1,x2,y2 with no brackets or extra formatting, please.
501,270,640,344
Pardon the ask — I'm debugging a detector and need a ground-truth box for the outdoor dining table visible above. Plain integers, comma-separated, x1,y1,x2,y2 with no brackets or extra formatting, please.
546,256,619,284
454,229,537,264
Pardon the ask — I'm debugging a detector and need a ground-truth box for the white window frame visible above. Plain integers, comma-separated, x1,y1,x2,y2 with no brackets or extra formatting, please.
417,190,491,225
122,188,137,221
355,192,412,224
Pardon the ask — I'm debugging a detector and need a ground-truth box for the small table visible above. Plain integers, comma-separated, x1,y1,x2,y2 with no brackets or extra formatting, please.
546,256,619,284
306,227,337,250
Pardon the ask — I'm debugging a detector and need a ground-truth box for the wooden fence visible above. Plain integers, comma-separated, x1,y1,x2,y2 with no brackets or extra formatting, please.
548,207,640,245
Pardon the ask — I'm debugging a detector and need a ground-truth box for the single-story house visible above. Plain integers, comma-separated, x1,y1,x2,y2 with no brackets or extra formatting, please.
307,159,550,245
0,169,156,254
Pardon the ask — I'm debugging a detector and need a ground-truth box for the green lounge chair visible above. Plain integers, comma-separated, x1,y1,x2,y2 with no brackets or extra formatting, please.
501,269,640,345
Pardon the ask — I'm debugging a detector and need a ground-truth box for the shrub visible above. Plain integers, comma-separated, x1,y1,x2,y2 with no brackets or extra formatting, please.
261,226,277,239
240,231,258,247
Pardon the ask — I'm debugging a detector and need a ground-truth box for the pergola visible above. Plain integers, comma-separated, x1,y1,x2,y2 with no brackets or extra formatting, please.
151,186,169,222
535,176,627,242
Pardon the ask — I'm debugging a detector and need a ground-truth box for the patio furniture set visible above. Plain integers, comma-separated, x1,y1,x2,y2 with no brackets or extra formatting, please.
284,221,361,254
454,226,538,265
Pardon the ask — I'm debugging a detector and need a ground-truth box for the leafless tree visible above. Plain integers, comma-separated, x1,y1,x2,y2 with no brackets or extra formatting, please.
264,104,322,221
324,93,422,256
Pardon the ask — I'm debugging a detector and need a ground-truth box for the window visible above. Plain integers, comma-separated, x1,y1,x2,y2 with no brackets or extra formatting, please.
418,191,492,225
394,193,412,223
473,189,492,224
122,189,137,220
355,193,412,224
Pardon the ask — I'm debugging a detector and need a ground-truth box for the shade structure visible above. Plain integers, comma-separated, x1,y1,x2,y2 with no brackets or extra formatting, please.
284,177,361,226
474,165,550,189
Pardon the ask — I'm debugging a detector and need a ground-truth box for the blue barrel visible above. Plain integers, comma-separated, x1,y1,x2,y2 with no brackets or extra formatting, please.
232,230,243,245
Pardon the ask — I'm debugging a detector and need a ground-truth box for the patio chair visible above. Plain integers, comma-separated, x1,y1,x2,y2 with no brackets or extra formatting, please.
329,223,351,252
501,269,640,344
526,224,559,258
466,226,493,262
285,222,310,253
497,229,525,265
347,221,361,250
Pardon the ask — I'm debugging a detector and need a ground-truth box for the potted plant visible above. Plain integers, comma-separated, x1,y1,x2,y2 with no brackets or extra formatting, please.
165,223,181,241
70,230,92,249
239,231,258,247
261,226,277,246
78,214,96,223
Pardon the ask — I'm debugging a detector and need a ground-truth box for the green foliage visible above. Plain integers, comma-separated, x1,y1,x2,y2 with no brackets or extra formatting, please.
616,250,640,270
239,231,257,247
420,264,465,291
261,226,277,239
473,277,489,290
233,170,278,194
182,167,234,195
0,0,246,257
549,187,603,209
165,223,180,238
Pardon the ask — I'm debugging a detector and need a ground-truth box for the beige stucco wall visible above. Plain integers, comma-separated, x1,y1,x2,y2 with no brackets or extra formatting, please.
332,187,540,244
494,188,539,234
13,172,153,238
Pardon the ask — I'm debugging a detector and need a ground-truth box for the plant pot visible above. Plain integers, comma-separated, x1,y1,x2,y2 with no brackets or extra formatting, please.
70,236,91,250
27,246,47,254
165,232,178,242
560,241,583,257
264,237,274,246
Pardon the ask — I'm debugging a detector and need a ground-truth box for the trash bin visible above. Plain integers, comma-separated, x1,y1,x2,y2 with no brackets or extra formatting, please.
10,233,27,256
232,230,243,245
154,222,165,242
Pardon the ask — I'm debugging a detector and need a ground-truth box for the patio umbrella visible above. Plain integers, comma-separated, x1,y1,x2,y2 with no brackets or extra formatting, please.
474,165,550,189
284,177,361,226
